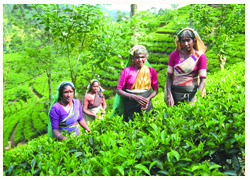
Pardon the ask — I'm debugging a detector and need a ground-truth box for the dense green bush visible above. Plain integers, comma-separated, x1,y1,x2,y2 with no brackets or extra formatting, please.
3,62,245,176
3,5,245,176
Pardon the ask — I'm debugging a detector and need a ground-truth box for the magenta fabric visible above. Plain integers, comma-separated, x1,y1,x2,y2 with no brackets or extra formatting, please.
168,50,207,78
50,99,83,131
117,66,159,90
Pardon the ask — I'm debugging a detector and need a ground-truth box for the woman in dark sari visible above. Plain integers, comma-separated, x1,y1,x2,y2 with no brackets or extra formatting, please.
165,28,207,106
112,45,158,122
48,81,90,140
83,79,107,123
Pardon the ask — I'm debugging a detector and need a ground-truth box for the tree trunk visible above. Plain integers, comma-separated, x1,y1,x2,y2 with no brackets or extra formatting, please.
219,53,226,71
190,4,193,27
131,4,138,46
48,64,52,108
3,66,10,91
131,4,137,18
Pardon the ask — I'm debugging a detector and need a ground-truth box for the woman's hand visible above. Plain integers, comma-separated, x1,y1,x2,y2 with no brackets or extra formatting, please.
167,94,175,107
190,96,197,106
141,97,150,110
131,94,148,107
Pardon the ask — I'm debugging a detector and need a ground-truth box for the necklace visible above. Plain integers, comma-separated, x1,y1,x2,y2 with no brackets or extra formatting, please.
179,50,196,60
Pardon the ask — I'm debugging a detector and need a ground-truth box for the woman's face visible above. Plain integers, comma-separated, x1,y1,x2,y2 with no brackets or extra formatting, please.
180,33,194,52
133,53,146,68
62,85,74,103
91,82,99,93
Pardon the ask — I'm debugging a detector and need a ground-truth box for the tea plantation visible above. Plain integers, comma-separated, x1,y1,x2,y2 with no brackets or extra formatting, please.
3,62,245,176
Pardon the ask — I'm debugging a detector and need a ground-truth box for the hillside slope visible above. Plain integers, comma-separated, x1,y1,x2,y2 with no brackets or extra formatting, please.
3,4,245,150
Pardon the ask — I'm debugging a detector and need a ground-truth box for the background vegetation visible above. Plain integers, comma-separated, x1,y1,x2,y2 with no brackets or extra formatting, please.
3,4,245,176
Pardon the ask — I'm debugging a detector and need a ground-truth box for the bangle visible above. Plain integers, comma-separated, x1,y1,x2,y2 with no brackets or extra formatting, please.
56,133,61,138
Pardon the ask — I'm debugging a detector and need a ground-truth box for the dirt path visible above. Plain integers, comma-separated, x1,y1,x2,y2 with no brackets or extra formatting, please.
29,86,41,100
5,123,18,150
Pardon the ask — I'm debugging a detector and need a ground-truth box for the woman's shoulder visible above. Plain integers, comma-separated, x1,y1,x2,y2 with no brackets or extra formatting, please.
196,51,207,59
73,98,82,105
124,66,134,71
52,102,61,109
148,66,158,74
50,102,62,115
170,50,179,56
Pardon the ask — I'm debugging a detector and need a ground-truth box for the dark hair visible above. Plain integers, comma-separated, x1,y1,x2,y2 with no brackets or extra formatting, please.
58,83,75,101
178,30,197,49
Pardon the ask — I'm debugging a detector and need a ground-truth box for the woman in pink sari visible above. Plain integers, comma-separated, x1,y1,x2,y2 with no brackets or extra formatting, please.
165,28,207,106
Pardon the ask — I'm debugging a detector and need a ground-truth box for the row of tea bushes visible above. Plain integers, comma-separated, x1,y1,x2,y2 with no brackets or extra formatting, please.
3,62,245,176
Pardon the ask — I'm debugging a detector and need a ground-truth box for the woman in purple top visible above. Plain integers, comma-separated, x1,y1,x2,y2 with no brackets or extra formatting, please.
165,28,207,106
49,81,90,140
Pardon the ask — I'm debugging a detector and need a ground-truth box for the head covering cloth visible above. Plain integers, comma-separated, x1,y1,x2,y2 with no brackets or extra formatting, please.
85,79,105,95
175,27,207,53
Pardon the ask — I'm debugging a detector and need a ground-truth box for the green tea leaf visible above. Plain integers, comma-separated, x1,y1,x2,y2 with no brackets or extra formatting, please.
157,170,169,175
114,166,124,176
75,152,83,158
149,161,158,170
171,150,180,161
223,170,237,176
209,164,221,170
135,164,150,175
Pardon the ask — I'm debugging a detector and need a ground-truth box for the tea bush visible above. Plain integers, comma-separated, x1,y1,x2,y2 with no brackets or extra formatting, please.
3,62,245,176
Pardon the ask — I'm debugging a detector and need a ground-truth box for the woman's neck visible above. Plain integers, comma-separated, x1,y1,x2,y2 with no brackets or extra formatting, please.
60,100,73,107
89,90,96,95
134,65,142,70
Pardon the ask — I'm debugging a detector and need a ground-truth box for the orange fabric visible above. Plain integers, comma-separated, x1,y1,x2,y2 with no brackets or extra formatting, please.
131,65,151,90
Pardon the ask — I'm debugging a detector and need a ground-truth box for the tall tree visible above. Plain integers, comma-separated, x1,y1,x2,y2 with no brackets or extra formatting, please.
130,4,138,46
192,4,245,70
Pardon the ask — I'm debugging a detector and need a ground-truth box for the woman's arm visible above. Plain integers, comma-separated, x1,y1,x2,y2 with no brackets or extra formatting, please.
117,89,148,107
198,77,206,93
141,89,158,110
190,77,206,105
78,119,90,132
82,95,99,118
101,92,107,114
52,129,67,141
166,74,174,106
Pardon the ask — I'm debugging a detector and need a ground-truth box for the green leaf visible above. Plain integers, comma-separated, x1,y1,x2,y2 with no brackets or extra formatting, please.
188,148,201,154
180,158,192,161
149,161,158,171
114,166,124,176
171,150,180,161
192,165,204,172
223,170,237,176
89,137,94,146
184,140,194,148
157,170,169,175
210,132,218,140
209,164,222,170
135,164,150,175
75,152,83,158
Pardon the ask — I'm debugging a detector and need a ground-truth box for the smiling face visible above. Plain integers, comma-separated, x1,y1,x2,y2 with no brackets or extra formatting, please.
133,53,147,68
62,85,74,103
91,82,99,93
